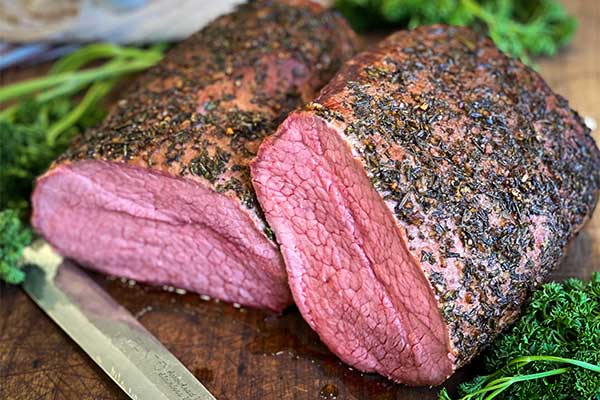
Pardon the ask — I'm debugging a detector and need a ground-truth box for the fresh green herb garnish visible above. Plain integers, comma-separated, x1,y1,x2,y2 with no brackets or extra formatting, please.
335,0,578,64
0,95,105,215
0,43,166,283
0,43,165,215
0,209,32,284
440,274,600,400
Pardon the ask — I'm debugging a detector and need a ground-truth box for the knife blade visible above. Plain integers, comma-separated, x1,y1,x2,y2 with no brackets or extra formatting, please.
21,239,216,400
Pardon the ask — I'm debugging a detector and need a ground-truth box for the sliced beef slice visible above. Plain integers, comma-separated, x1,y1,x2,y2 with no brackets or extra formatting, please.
32,0,357,311
251,25,600,382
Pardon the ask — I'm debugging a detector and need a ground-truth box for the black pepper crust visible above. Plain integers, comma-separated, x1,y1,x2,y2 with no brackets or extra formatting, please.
57,0,358,235
309,25,600,367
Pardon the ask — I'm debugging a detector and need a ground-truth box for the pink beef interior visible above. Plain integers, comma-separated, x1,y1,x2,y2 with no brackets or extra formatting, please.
32,160,291,311
251,113,453,385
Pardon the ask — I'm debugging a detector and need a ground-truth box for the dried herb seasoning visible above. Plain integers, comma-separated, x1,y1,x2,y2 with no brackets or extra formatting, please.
57,0,357,241
311,25,599,366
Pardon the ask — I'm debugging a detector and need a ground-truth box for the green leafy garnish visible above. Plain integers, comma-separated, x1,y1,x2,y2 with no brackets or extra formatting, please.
0,209,32,284
334,0,578,63
0,42,166,284
440,274,600,400
0,43,165,216
0,95,106,215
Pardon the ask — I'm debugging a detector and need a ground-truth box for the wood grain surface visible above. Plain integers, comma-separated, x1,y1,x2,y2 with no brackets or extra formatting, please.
1,1,598,399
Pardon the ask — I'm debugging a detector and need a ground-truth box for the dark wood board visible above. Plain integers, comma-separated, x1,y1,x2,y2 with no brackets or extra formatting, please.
1,0,599,398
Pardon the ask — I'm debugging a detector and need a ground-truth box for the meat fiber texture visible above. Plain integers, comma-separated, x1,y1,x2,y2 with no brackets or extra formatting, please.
31,0,357,312
251,25,600,384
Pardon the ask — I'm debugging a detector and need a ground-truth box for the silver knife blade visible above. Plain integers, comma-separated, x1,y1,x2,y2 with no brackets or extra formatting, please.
21,239,216,400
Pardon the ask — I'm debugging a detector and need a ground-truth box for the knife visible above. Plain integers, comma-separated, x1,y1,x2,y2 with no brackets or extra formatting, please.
21,239,217,400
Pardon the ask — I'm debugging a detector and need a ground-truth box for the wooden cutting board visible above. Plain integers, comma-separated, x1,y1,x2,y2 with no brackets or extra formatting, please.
1,1,598,398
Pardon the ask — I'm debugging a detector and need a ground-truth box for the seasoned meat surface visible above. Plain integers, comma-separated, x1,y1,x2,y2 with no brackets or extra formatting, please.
251,24,600,382
32,0,358,311
60,0,356,235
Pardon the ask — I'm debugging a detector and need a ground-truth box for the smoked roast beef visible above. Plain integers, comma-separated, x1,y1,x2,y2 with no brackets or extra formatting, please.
251,25,600,384
32,0,357,311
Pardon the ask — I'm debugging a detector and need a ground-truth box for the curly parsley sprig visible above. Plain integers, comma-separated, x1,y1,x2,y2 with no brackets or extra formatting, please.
0,210,32,284
440,274,600,400
335,0,578,64
0,43,166,284
0,43,166,217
